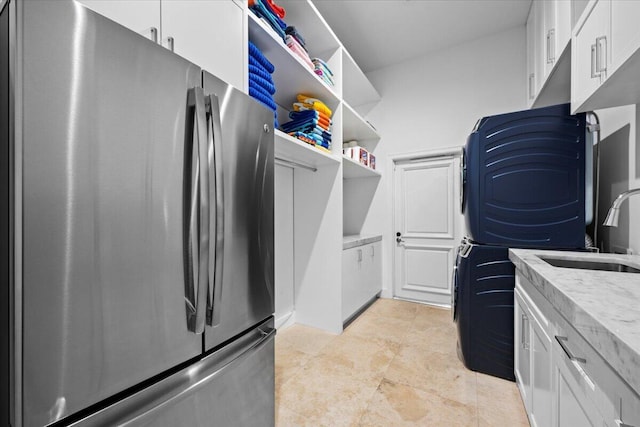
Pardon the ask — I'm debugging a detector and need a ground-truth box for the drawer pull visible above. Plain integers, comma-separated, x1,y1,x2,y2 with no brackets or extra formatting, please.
555,336,586,364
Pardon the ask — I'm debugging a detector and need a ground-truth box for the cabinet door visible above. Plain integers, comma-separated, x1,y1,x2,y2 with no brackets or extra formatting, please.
77,0,161,40
555,0,572,59
341,246,363,321
526,6,537,105
530,319,553,427
543,0,557,79
534,0,545,93
557,371,599,427
572,0,611,111
162,0,245,90
553,336,604,427
515,290,532,414
610,0,640,72
367,241,382,297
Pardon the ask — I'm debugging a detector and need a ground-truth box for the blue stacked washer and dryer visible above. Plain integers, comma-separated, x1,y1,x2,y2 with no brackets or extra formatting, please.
453,103,592,381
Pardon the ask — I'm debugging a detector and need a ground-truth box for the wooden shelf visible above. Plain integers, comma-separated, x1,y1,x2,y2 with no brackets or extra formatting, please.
342,101,380,150
342,156,381,179
275,130,340,168
248,12,339,111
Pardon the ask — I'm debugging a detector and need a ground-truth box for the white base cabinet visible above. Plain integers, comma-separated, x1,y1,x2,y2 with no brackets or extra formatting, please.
515,271,640,427
515,284,553,427
342,239,381,322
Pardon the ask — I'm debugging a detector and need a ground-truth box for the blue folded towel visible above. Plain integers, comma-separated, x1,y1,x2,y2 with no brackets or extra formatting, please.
249,73,276,95
248,42,275,74
248,64,273,83
289,110,318,121
249,83,277,110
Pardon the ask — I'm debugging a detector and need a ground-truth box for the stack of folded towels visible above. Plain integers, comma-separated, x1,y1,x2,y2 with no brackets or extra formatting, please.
248,41,278,127
311,58,334,87
284,26,313,71
248,0,287,41
280,94,332,152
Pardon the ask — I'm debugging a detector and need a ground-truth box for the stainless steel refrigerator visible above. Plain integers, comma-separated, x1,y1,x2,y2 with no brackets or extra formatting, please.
1,1,275,425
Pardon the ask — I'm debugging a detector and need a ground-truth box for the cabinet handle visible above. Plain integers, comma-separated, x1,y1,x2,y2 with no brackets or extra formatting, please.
591,44,598,78
528,73,534,100
546,29,556,64
596,35,607,75
143,27,158,44
555,336,587,364
370,246,375,257
521,314,529,350
164,36,175,52
357,249,362,262
549,29,555,64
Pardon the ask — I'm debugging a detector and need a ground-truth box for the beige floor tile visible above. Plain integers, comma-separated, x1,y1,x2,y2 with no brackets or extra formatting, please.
275,406,310,427
318,334,397,382
413,304,454,330
358,378,478,427
278,355,380,427
343,313,413,352
277,324,336,356
275,341,311,384
477,373,530,426
384,345,478,406
401,325,459,356
364,298,419,321
275,299,529,426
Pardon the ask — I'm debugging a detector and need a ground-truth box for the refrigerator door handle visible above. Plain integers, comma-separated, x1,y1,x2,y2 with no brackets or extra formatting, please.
206,94,225,327
186,87,210,334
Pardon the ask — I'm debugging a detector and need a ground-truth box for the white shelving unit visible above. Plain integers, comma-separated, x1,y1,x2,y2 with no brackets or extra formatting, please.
275,130,339,168
248,0,383,333
342,156,380,179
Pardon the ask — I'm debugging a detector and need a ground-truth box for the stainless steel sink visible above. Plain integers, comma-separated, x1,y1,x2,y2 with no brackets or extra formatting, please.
540,257,640,273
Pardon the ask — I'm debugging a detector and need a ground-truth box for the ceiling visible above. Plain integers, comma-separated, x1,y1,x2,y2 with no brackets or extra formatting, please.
312,0,532,73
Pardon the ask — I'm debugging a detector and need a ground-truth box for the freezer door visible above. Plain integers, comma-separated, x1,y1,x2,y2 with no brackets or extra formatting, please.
20,2,205,425
70,319,275,427
202,72,275,350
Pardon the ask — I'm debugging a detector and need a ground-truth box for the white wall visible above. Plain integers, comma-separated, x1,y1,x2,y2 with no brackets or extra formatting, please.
594,105,640,254
361,26,528,297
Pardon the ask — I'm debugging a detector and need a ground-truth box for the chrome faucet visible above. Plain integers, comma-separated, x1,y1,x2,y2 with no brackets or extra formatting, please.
603,188,640,227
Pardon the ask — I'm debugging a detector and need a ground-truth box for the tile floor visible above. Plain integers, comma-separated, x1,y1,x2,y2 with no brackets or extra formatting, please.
275,298,530,426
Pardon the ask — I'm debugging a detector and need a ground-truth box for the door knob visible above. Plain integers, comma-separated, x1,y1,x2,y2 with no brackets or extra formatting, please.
396,232,403,244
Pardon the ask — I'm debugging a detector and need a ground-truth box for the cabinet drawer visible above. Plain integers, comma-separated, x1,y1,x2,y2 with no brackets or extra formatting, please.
553,312,640,426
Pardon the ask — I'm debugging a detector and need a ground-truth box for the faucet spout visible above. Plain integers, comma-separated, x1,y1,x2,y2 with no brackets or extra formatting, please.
603,188,640,227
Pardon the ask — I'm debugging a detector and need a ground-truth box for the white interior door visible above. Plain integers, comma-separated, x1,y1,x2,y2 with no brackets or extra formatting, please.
393,155,461,306
274,164,295,328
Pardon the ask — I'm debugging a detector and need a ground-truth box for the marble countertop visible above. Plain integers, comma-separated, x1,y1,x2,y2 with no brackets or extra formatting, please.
509,249,640,396
343,234,382,250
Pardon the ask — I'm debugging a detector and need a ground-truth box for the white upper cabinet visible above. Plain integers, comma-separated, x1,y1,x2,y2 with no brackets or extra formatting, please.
77,0,246,91
77,0,161,41
526,4,537,106
543,0,571,79
572,0,610,112
527,0,572,108
572,0,640,113
610,0,640,71
162,1,246,91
